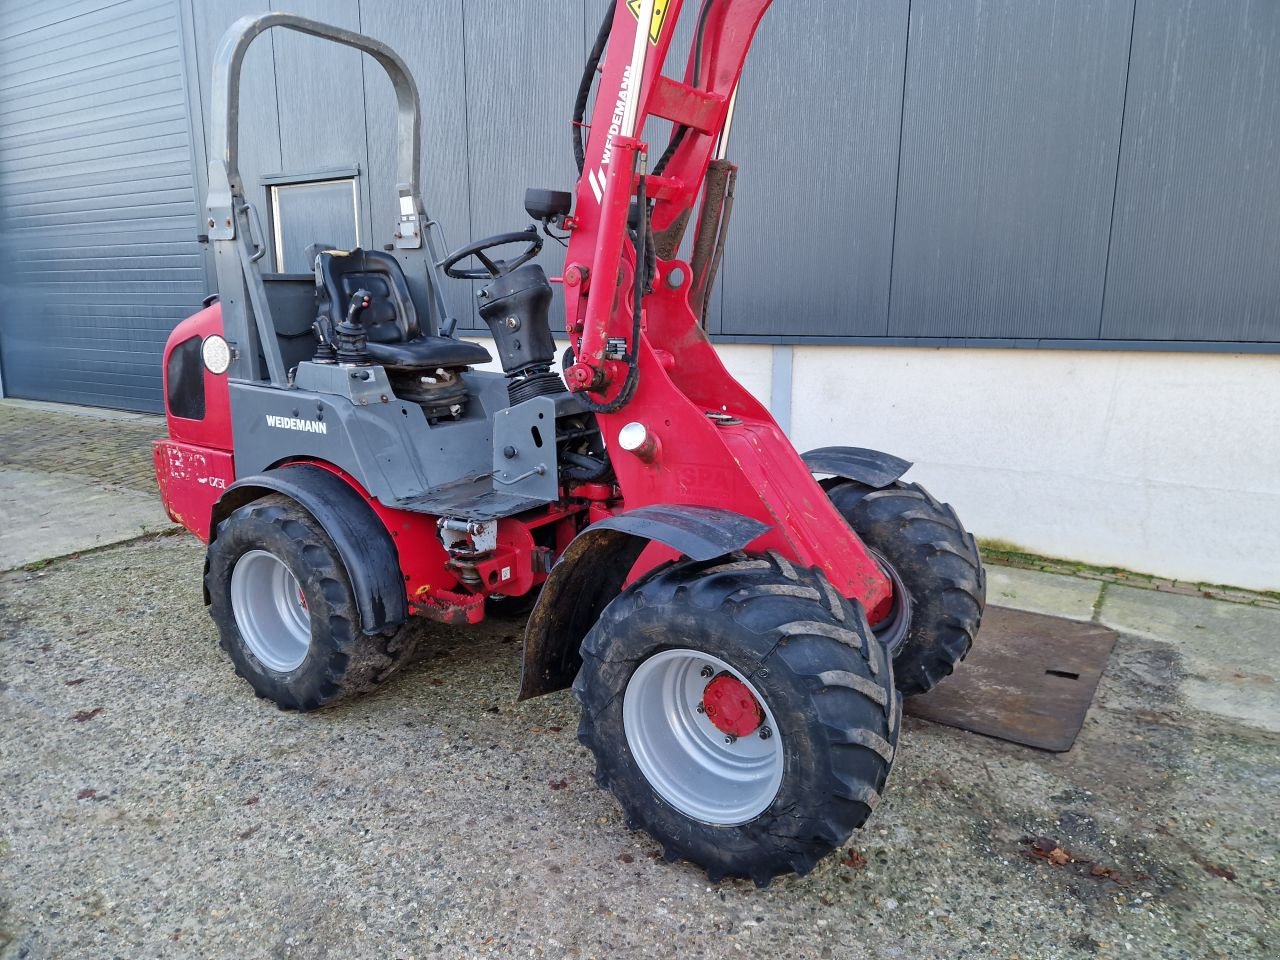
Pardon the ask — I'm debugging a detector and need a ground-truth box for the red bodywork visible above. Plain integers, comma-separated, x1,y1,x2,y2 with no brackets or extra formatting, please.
154,302,235,541
155,0,893,626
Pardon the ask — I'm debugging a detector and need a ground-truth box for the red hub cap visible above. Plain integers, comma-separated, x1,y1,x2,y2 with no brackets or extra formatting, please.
701,672,765,738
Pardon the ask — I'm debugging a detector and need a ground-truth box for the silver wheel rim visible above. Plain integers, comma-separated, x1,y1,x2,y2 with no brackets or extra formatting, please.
229,549,311,673
623,649,783,825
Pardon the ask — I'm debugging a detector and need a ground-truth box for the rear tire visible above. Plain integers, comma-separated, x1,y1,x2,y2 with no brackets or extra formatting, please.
205,494,420,710
574,552,899,885
827,481,985,696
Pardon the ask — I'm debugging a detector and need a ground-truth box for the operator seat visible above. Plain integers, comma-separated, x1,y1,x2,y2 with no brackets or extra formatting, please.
313,248,491,370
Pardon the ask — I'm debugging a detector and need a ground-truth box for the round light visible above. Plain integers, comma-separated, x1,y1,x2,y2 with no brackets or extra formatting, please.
618,421,649,451
201,334,231,375
617,421,658,462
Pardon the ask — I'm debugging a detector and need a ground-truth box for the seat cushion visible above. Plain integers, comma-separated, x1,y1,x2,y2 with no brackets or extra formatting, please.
365,336,492,371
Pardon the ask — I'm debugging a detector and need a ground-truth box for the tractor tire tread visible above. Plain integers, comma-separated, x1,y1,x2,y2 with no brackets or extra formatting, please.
574,551,898,885
205,494,419,711
828,480,985,696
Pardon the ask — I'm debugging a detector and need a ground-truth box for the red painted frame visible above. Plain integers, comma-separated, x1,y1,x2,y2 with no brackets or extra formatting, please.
560,0,890,609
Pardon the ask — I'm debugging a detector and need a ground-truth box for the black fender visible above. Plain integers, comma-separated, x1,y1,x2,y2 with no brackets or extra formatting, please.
800,446,912,490
519,505,770,700
207,465,408,635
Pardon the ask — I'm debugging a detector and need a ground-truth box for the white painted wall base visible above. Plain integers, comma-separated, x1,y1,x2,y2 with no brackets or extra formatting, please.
789,346,1280,592
465,337,1279,591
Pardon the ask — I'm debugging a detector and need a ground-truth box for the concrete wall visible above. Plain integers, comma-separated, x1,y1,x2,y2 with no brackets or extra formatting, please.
788,347,1280,593
467,337,1279,591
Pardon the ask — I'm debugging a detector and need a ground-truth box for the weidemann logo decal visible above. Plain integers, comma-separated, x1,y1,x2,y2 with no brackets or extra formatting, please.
589,64,634,203
265,414,327,435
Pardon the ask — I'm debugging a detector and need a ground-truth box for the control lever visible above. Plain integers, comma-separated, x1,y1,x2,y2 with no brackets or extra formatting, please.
334,288,374,365
345,289,372,324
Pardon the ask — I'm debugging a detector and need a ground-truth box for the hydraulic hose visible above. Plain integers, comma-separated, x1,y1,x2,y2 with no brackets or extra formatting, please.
577,2,716,177
574,6,615,175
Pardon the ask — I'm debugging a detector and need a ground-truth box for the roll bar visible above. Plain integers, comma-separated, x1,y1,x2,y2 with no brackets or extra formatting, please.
204,14,451,387
206,13,423,247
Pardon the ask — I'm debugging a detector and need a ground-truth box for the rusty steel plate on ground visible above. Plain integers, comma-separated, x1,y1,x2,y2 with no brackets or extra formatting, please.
905,606,1118,752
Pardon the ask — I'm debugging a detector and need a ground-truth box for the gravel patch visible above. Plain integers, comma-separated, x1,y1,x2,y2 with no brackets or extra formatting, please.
2,538,1276,959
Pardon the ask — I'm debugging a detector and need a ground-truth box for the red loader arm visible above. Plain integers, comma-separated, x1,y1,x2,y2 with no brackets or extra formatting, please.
561,0,891,611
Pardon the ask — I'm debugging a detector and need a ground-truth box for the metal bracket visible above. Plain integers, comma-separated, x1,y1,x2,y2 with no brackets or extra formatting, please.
439,517,498,554
492,396,559,503
395,190,423,249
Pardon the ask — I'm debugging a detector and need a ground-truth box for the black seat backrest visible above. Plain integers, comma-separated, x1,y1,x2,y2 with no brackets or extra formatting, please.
315,248,420,343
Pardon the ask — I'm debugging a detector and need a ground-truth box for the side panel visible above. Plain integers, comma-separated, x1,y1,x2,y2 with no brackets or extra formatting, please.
1102,0,1280,342
0,0,206,410
460,0,584,331
153,441,235,542
225,373,508,506
889,0,1132,339
161,302,232,450
722,0,908,337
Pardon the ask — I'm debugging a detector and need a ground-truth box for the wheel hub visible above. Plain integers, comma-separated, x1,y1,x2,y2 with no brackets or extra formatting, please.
229,549,311,673
622,649,784,825
701,673,764,738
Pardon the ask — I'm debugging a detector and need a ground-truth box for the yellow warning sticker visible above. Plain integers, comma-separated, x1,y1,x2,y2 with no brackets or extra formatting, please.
627,0,669,45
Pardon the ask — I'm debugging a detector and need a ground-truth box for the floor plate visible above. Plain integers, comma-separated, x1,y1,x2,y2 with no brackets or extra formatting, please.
904,606,1118,752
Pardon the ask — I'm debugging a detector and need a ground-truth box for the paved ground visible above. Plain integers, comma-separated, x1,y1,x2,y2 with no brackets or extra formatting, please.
1,403,1277,959
0,401,174,571
0,401,163,492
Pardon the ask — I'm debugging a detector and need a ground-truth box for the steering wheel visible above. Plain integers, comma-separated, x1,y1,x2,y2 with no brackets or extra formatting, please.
441,226,543,280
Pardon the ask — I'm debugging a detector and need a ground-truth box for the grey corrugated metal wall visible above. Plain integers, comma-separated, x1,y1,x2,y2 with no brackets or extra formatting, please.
1,0,1277,411
0,0,205,410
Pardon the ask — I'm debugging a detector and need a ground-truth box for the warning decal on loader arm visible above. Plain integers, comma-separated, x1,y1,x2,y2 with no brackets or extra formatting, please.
627,0,670,45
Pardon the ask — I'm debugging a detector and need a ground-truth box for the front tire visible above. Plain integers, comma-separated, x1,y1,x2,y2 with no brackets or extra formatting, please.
574,552,899,885
827,481,985,696
205,495,420,710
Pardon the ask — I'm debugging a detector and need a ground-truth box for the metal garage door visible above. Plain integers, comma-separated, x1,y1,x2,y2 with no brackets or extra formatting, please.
0,0,204,411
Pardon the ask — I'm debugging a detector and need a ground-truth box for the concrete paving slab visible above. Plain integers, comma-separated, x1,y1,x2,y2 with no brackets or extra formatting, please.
986,564,1103,621
0,468,175,571
1100,584,1280,733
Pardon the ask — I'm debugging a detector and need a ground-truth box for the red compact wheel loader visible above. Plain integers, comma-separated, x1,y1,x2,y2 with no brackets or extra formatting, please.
155,1,985,884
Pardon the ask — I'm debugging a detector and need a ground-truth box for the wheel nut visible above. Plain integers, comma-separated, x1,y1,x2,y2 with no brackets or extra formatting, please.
700,666,714,678
724,735,736,745
695,704,705,714
759,726,772,740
